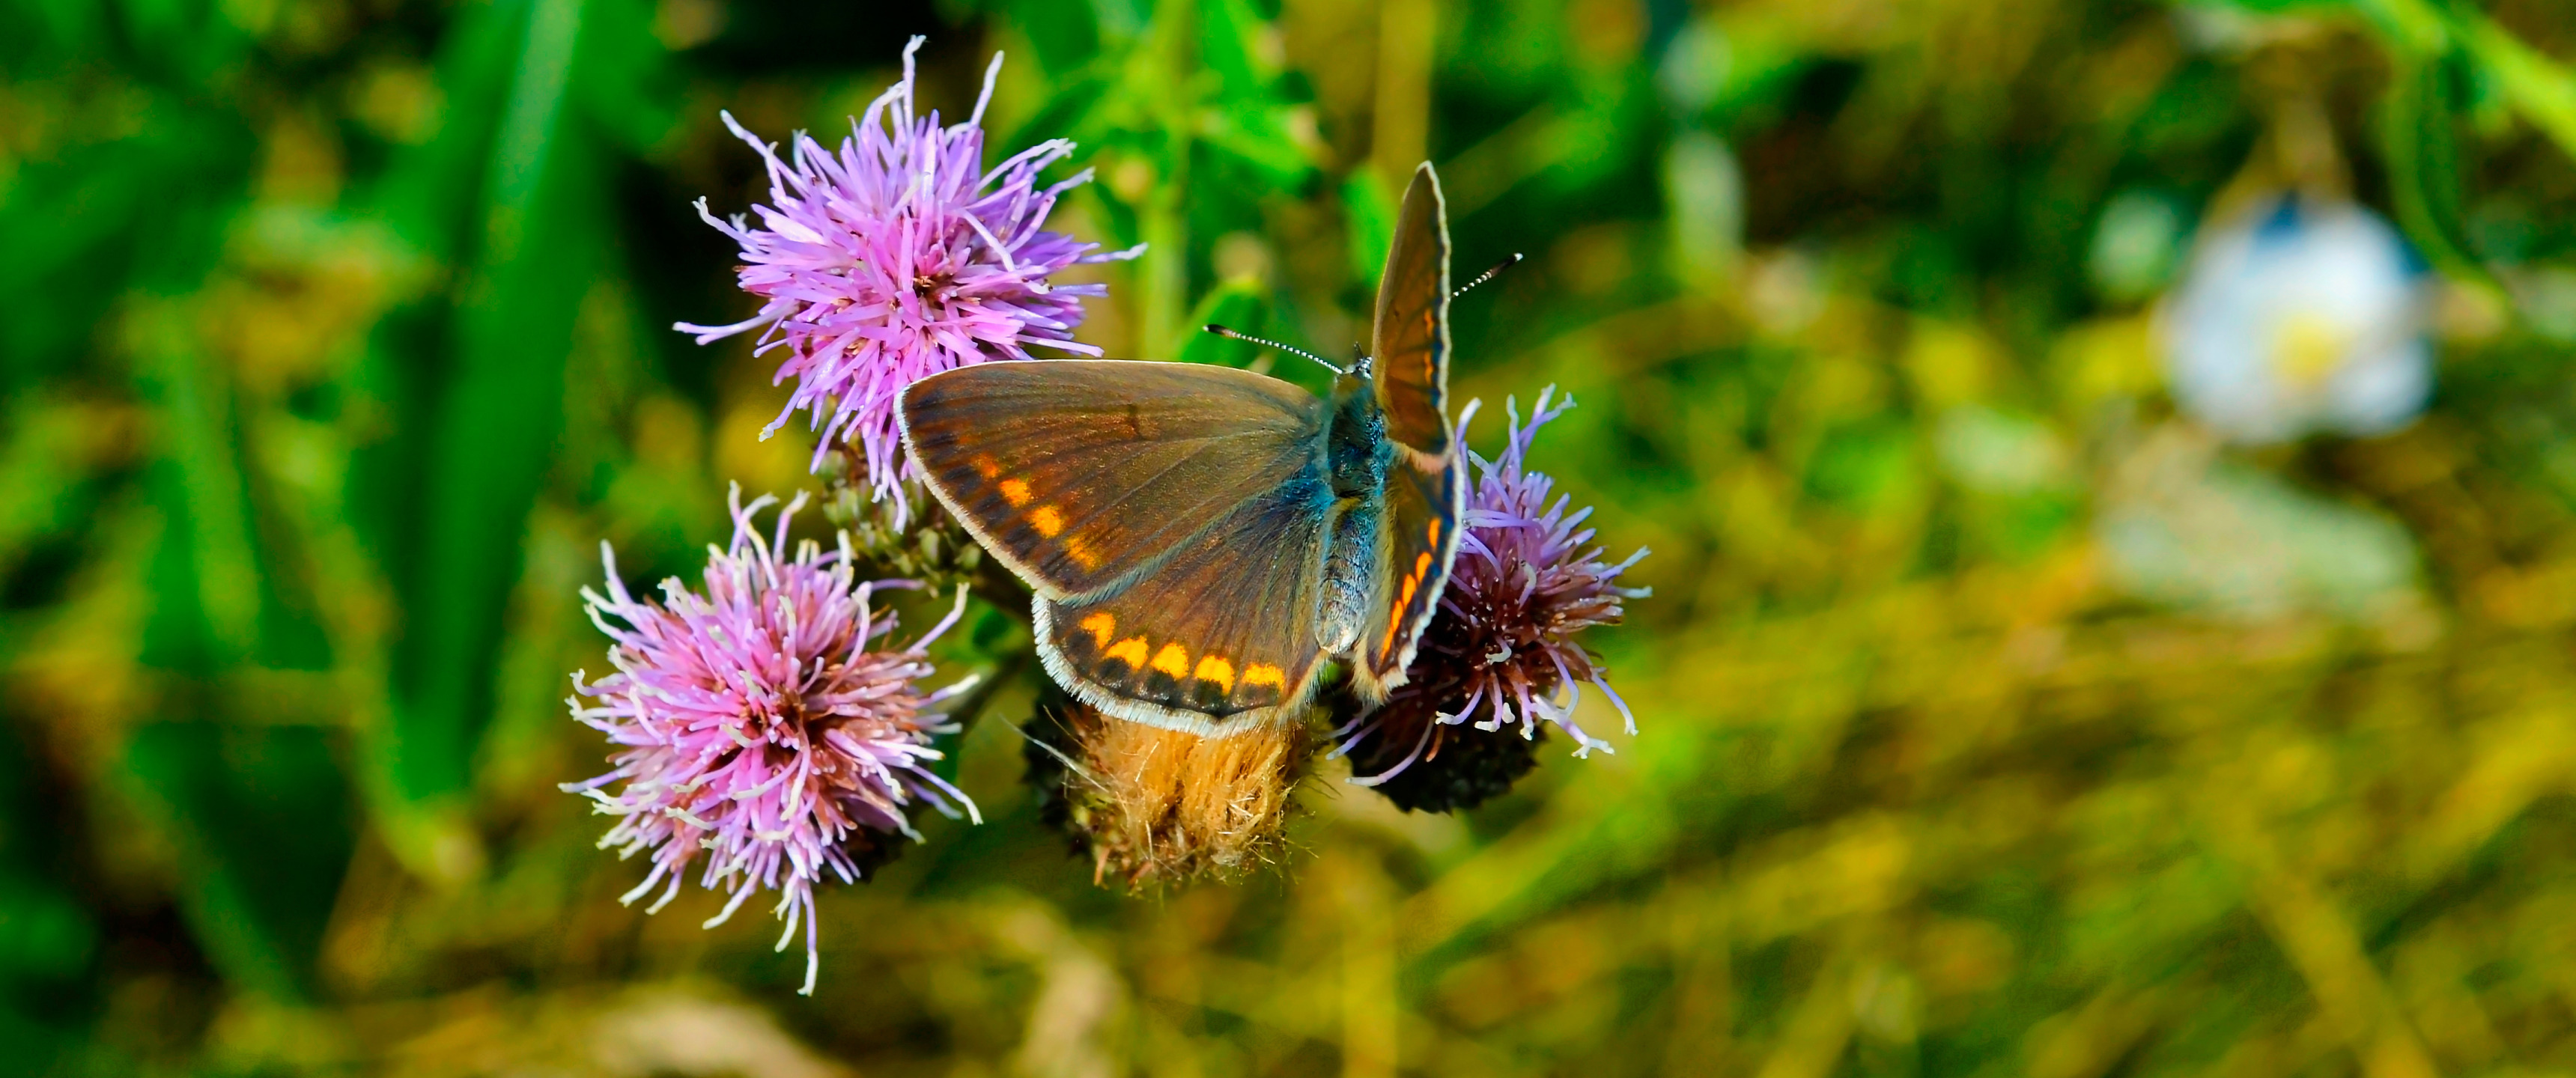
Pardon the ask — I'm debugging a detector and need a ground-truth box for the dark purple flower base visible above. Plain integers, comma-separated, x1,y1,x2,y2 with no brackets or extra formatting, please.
1018,690,1093,860
1341,692,1546,814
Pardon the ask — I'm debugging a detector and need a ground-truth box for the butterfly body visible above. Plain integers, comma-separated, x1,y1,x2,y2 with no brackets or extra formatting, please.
899,164,1463,737
1316,359,1393,654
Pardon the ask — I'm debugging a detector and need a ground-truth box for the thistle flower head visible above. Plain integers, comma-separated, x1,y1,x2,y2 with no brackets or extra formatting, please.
1340,388,1649,807
1022,697,1307,890
2159,192,2431,445
564,486,980,995
676,37,1141,523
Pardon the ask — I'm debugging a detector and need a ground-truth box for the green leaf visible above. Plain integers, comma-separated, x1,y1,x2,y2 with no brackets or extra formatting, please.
573,0,681,153
0,719,95,989
1343,169,1395,294
1197,100,1314,187
130,309,261,672
1002,70,1114,153
1173,277,1272,368
374,0,648,878
2452,7,2576,160
1006,0,1105,74
2345,0,2576,162
0,107,252,390
2380,47,2483,277
1195,0,1270,97
119,722,356,1001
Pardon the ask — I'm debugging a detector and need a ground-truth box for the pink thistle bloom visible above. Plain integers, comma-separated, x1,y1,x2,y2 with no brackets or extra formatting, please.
676,37,1142,523
564,486,979,995
1340,388,1650,791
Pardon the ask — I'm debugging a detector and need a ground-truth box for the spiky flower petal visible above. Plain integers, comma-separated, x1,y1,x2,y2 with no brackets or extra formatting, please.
677,37,1140,523
565,487,979,994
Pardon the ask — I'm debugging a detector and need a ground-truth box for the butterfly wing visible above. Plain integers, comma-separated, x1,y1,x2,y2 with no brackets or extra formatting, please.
1370,162,1453,457
1349,163,1468,702
1035,469,1337,734
900,360,1322,601
901,359,1339,733
1350,447,1465,701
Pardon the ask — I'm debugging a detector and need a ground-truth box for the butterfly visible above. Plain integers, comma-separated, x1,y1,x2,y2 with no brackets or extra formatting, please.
896,162,1468,737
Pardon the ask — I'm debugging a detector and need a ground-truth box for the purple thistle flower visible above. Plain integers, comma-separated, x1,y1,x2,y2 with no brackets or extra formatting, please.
1339,388,1650,795
676,37,1142,523
564,486,980,996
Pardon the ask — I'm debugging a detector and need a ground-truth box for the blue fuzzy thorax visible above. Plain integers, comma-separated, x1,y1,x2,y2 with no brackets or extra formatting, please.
1316,355,1394,654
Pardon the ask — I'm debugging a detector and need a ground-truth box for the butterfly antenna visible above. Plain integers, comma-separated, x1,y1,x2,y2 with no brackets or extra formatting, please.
1450,252,1524,300
1205,324,1343,374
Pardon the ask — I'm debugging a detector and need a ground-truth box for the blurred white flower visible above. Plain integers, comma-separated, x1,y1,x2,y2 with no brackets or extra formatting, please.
2158,194,2431,445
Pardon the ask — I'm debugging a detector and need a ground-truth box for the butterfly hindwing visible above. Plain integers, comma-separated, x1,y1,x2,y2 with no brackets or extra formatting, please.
1350,449,1465,701
1371,162,1453,458
900,360,1324,600
1035,462,1337,733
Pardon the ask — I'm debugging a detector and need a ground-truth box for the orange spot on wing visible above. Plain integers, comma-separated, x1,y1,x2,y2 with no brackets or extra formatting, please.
1427,519,1441,546
1030,505,1064,538
998,478,1032,506
1105,636,1150,668
1242,663,1287,689
1381,567,1427,660
973,456,1000,479
1413,551,1433,576
1151,643,1191,678
1063,533,1102,571
1194,655,1234,691
1078,612,1117,649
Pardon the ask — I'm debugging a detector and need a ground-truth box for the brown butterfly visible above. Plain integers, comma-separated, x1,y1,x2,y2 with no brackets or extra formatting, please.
899,163,1466,736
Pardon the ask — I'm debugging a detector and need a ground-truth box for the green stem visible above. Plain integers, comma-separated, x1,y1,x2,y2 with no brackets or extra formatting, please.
1138,0,1194,359
2356,0,2576,163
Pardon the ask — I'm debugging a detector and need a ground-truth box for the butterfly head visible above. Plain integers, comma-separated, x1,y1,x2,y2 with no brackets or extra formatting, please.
1331,344,1383,420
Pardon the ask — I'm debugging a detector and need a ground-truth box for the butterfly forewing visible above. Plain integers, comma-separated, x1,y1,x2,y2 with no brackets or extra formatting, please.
901,361,1323,600
1371,162,1454,458
1036,468,1336,733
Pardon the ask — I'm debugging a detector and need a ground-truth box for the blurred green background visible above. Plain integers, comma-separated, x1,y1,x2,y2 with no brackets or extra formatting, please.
10,0,2576,1073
